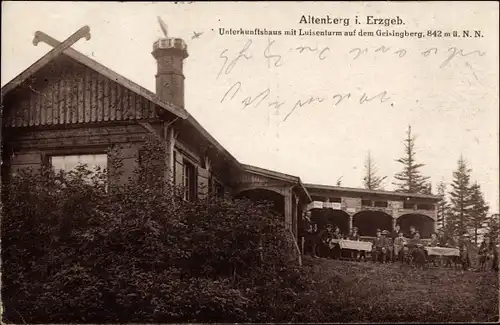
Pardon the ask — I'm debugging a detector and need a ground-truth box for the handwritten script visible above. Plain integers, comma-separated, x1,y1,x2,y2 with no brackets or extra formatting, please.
215,38,486,122
221,81,391,122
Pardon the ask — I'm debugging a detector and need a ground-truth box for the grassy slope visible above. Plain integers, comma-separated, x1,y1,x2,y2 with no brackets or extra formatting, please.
300,256,499,323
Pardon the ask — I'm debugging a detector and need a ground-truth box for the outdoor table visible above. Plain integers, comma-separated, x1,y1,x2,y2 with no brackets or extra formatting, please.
424,246,460,257
328,239,373,252
339,240,373,252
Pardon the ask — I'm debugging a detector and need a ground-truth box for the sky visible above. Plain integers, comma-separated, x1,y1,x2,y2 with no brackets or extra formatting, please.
2,2,499,212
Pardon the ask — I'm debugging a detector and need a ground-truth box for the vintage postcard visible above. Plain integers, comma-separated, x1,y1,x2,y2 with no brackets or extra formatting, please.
1,1,498,323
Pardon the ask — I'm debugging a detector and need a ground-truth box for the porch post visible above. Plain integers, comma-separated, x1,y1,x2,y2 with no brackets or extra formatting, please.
349,214,353,232
294,195,299,239
163,123,176,184
284,193,293,231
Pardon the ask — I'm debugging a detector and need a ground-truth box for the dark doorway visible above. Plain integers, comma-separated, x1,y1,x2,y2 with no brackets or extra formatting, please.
235,189,285,216
398,214,435,238
310,209,350,234
353,210,393,237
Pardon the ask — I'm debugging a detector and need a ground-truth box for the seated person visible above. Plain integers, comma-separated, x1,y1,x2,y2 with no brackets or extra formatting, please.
347,227,361,260
393,231,407,263
330,226,343,259
429,233,439,247
426,232,440,266
382,230,393,262
407,230,426,266
349,227,360,241
318,224,334,258
372,229,390,263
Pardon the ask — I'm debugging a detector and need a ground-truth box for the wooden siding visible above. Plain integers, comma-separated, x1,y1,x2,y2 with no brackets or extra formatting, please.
4,55,159,128
4,124,150,151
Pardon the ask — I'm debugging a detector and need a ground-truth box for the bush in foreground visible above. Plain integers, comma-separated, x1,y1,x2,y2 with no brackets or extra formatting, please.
1,139,313,323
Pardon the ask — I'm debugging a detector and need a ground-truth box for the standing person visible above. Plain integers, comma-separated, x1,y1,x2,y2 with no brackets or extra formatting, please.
478,236,495,271
492,238,499,273
391,224,401,240
459,233,472,271
409,226,417,239
300,210,318,258
348,227,361,260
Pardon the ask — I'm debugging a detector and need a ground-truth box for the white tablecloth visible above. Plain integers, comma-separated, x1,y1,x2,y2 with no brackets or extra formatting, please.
328,239,373,251
424,246,460,256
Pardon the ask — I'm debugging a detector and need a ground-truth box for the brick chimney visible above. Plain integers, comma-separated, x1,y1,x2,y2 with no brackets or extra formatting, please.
152,37,188,108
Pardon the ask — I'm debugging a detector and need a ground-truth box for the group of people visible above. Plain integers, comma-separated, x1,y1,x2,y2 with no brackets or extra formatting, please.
300,210,499,271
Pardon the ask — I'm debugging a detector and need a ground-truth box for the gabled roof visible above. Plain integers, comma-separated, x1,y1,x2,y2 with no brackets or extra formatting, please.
242,164,312,202
1,33,189,119
0,33,243,171
304,183,441,201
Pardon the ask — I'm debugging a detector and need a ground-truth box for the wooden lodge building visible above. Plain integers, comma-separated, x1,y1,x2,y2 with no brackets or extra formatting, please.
0,28,441,247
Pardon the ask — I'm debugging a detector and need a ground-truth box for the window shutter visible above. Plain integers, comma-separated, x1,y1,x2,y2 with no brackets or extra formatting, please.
197,167,210,199
174,152,184,187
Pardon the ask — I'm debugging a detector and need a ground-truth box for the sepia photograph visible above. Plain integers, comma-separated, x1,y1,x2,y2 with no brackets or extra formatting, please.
1,1,499,323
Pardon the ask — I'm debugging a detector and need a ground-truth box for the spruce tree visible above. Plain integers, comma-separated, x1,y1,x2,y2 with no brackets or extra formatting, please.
487,213,500,242
448,155,474,236
436,181,449,230
363,151,387,190
393,125,431,193
468,182,489,244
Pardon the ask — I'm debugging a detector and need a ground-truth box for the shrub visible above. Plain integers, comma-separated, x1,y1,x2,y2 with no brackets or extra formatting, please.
1,137,313,323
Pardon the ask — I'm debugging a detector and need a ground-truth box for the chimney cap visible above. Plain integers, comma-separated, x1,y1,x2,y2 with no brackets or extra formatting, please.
153,38,188,53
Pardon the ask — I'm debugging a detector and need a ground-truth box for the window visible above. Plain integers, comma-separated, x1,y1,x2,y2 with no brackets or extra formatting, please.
212,178,224,198
403,202,415,209
417,203,433,210
183,160,196,201
50,154,107,185
361,199,372,207
374,201,388,208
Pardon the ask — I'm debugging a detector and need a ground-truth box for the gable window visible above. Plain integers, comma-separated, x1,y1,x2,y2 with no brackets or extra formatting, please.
50,154,107,185
183,160,196,201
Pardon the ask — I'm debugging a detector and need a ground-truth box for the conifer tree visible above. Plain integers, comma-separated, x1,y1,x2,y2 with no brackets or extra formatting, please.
468,182,489,244
448,155,474,236
436,181,449,230
487,213,500,242
393,125,431,193
363,151,387,190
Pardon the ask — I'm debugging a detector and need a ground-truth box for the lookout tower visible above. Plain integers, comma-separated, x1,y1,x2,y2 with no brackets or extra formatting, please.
152,17,188,108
